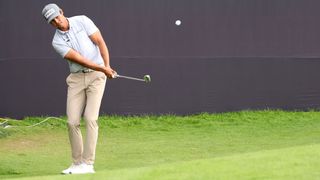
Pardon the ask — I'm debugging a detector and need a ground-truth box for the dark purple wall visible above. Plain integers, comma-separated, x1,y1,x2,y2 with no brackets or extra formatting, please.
1,0,320,118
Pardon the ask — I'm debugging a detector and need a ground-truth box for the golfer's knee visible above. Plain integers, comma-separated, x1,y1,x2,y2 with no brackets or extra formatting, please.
67,117,81,128
83,116,98,128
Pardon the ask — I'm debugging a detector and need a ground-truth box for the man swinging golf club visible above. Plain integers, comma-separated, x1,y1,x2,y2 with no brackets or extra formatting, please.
42,3,116,174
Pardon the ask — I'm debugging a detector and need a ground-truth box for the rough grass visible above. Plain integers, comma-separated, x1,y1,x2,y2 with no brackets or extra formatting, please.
1,110,320,179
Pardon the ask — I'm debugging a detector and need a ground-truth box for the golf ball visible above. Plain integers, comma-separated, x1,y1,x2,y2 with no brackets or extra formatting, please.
175,20,181,26
144,75,151,83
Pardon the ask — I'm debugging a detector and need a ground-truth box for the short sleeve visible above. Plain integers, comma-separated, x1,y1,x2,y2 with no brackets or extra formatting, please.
52,38,71,58
81,15,99,36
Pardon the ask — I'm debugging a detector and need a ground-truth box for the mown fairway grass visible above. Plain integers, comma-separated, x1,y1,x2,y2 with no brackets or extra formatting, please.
0,110,320,179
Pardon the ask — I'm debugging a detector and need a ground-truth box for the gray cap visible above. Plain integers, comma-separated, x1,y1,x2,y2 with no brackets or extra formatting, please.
42,3,61,23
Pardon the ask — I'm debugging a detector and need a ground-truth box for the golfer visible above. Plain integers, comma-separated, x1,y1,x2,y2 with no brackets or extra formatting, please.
42,3,116,174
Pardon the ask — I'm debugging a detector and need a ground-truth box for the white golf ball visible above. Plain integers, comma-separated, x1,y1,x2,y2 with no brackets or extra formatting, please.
175,20,181,26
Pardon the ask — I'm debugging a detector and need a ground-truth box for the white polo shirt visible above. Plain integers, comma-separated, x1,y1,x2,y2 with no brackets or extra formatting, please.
52,15,104,73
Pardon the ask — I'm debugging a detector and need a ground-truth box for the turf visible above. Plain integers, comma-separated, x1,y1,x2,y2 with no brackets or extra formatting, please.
0,110,320,179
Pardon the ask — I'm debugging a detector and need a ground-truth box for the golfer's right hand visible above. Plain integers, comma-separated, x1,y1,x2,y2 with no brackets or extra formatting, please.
103,66,117,79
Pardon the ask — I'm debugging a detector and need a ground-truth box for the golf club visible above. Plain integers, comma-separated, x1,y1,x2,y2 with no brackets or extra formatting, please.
113,74,151,83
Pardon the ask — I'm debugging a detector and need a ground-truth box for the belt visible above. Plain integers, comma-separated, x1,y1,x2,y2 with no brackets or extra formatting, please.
79,69,94,73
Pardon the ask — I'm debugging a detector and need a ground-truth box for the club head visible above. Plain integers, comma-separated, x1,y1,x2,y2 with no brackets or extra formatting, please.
144,75,151,83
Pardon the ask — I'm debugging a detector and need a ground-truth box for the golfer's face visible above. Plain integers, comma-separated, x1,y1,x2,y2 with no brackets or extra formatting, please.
50,14,68,30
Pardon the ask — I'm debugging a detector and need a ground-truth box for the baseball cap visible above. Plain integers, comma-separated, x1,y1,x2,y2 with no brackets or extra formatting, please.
42,3,61,23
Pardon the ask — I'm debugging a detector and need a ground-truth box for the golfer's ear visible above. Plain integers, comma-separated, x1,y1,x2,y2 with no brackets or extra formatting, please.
60,9,64,15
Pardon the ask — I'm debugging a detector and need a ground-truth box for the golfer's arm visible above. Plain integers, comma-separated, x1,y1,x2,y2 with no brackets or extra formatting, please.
89,30,110,68
64,49,106,72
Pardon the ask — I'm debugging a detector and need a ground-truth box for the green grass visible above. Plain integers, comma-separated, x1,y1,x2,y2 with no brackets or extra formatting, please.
1,110,320,179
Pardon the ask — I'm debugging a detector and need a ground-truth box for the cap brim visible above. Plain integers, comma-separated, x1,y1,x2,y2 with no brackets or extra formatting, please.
46,12,60,23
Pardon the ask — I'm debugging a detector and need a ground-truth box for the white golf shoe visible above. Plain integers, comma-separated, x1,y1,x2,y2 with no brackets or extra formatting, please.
61,163,95,174
81,163,95,174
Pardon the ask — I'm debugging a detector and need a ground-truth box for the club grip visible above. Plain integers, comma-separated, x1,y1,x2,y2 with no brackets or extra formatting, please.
112,74,119,78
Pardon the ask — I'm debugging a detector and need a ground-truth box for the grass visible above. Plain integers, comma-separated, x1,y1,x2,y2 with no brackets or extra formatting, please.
0,110,320,179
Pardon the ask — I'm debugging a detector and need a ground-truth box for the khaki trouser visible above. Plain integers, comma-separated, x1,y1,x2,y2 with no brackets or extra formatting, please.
66,71,106,165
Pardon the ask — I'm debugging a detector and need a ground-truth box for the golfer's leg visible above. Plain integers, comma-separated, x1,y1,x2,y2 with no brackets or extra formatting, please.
66,73,86,164
83,72,106,165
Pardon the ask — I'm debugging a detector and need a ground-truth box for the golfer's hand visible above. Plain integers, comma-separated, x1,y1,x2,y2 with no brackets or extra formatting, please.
103,67,117,79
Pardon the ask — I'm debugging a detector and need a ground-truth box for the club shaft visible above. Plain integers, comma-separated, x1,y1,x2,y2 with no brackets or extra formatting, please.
116,74,145,82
